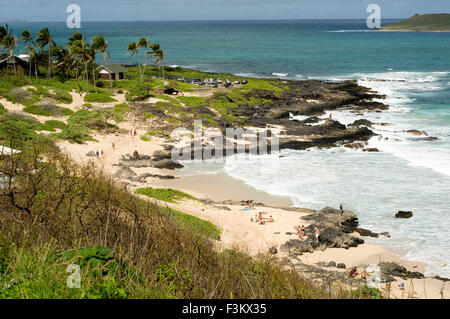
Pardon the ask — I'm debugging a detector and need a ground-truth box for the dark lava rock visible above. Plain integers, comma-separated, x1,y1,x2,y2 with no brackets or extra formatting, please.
152,159,184,170
337,263,346,269
356,228,380,238
298,207,366,251
213,205,231,211
280,239,314,256
379,262,424,281
316,261,337,268
395,211,413,219
152,150,172,161
349,119,374,128
408,136,439,142
433,275,450,282
114,166,137,179
363,148,379,152
268,247,278,255
130,173,175,182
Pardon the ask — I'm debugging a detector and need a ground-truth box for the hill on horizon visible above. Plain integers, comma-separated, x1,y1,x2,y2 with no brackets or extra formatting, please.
382,13,450,31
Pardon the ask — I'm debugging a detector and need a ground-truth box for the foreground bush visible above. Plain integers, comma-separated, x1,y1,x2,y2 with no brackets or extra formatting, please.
0,137,353,299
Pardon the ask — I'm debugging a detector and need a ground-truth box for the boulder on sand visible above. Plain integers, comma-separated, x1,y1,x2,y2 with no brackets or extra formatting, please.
395,211,413,219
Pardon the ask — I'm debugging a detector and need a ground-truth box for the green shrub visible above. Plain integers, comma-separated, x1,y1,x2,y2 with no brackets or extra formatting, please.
84,93,117,103
136,187,198,203
68,109,117,131
177,96,207,107
351,286,383,299
56,124,92,144
125,82,152,102
43,120,67,130
23,99,74,117
0,103,7,115
6,88,38,106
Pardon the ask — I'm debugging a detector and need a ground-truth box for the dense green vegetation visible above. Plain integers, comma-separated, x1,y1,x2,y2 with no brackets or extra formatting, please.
383,14,450,31
136,187,199,203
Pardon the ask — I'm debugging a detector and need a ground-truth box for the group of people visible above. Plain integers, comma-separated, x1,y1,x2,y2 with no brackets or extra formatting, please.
296,225,306,238
349,267,367,280
246,199,254,209
251,212,275,225
95,150,104,158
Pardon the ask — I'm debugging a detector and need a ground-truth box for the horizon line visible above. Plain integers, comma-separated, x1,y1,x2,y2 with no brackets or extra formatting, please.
2,18,404,23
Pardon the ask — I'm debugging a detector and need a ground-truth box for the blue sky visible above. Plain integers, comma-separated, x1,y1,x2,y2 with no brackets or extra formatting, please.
1,0,450,21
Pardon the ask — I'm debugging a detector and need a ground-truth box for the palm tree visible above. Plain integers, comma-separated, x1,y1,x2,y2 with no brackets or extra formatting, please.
71,38,94,94
92,35,112,92
25,45,39,80
127,42,141,81
20,30,33,78
2,34,18,74
151,44,166,91
67,31,83,86
55,46,74,79
0,24,9,42
137,37,150,81
36,28,55,82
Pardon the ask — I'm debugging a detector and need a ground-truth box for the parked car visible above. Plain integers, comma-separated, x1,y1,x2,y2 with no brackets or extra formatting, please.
190,78,203,85
234,80,241,85
203,79,210,85
241,79,248,84
217,78,223,83
210,81,218,88
225,79,231,84
224,82,232,88
175,77,186,82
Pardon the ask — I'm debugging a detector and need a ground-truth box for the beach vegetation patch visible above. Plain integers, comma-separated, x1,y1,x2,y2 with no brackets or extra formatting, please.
0,103,7,115
84,92,117,103
67,109,118,131
23,99,74,117
351,286,383,299
136,187,198,204
55,124,93,144
177,96,207,107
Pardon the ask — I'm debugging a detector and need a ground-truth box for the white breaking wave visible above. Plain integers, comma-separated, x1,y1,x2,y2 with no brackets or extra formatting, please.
272,72,288,77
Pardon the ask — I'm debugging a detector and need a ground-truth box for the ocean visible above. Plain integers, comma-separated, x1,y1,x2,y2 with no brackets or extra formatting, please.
7,20,450,277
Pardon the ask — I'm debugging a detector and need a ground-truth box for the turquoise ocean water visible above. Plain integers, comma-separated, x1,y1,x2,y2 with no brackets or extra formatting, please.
6,20,450,276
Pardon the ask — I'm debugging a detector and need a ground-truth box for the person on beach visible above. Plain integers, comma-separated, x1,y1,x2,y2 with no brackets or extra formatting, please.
101,150,104,157
96,150,99,158
340,204,344,215
296,226,302,238
315,227,320,242
300,225,305,237
267,216,274,222
349,267,358,278
112,142,115,150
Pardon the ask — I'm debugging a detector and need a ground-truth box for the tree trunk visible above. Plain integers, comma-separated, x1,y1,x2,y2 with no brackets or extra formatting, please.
92,65,97,93
47,45,51,83
34,62,38,81
162,64,165,92
85,64,89,94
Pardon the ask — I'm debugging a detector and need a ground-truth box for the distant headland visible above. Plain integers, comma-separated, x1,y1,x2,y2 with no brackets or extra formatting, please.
382,13,450,32
2,18,27,23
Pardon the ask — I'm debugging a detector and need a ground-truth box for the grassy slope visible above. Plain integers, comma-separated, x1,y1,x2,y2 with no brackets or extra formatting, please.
383,14,450,31
0,66,377,299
